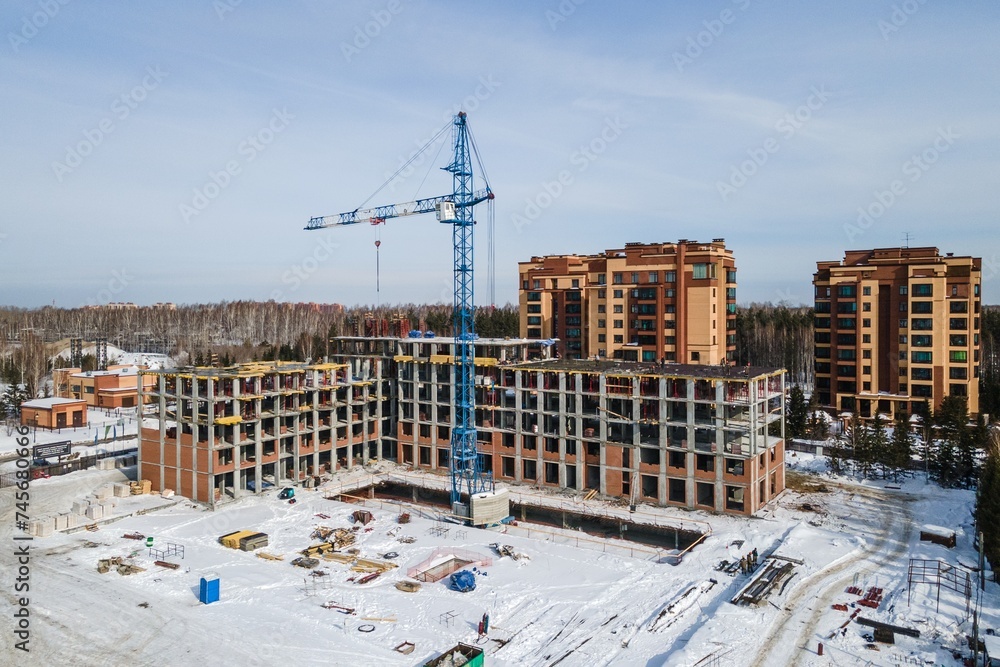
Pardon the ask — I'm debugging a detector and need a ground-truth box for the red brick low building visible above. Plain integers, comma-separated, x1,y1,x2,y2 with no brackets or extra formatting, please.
20,397,87,430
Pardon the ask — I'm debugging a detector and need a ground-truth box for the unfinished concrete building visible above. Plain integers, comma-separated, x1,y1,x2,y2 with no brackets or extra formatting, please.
138,359,391,506
393,336,786,516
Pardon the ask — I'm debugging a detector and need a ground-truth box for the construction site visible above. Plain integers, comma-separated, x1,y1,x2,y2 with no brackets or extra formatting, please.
11,454,995,667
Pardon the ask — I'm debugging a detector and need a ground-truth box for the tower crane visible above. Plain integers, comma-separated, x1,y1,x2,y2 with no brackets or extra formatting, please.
305,112,496,513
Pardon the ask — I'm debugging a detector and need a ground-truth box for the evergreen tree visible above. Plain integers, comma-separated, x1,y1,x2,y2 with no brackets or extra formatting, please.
870,414,890,479
975,433,1000,570
934,395,969,487
826,432,847,475
786,385,808,439
0,383,28,418
889,410,914,481
846,412,870,478
805,394,830,441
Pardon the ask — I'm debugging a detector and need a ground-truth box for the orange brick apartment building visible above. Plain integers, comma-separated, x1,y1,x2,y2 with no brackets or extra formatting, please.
519,240,737,364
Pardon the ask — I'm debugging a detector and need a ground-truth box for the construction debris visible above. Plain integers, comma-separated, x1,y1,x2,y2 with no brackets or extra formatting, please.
731,560,796,606
332,528,356,549
350,558,398,574
130,480,152,495
98,557,145,576
256,552,284,561
291,557,320,569
302,542,337,558
312,526,334,541
122,532,146,541
490,543,529,561
320,601,356,614
97,557,122,574
648,579,718,632
154,561,180,570
395,580,422,593
856,616,920,639
398,513,411,524
355,572,380,585
394,641,415,654
352,510,374,525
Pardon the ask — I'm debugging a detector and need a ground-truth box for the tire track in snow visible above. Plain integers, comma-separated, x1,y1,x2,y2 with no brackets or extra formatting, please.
749,488,913,667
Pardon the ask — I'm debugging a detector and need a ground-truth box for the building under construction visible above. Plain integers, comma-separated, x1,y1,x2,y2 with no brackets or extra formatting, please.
388,336,785,516
138,358,392,506
140,337,786,516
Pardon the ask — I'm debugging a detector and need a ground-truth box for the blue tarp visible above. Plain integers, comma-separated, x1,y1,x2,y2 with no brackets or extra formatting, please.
450,570,476,592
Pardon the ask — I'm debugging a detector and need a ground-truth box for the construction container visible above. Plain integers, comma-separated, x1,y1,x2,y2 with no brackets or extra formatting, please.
199,575,220,604
424,643,484,667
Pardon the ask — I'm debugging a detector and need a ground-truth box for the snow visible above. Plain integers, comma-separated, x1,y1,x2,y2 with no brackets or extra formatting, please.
3,458,999,666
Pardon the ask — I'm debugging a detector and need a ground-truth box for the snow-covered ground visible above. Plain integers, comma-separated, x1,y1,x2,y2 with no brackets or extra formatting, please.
0,456,997,666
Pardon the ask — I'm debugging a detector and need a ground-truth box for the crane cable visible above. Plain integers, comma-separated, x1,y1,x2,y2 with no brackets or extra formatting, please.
467,122,495,309
356,119,452,211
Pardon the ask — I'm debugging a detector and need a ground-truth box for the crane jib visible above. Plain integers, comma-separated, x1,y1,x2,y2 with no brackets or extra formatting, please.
304,189,492,230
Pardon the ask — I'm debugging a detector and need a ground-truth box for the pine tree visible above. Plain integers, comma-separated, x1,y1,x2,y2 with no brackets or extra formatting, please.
786,385,808,439
846,412,869,478
870,414,890,479
975,433,1000,570
826,433,847,475
889,410,913,481
805,394,830,441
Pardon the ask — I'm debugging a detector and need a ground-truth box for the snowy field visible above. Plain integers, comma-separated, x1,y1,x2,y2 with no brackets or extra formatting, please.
1,456,997,666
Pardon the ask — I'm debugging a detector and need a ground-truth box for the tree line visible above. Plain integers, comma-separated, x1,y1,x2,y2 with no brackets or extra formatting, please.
733,304,814,385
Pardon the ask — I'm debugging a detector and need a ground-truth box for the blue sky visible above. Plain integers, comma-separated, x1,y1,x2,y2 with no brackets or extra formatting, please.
1,1,998,308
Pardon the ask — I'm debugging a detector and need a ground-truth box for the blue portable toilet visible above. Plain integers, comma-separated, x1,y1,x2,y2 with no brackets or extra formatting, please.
199,574,220,604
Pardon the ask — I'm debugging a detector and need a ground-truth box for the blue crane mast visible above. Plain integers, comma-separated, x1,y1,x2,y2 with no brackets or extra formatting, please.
305,112,495,509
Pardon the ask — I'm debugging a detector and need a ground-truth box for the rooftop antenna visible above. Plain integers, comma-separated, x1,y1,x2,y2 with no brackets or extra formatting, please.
902,231,913,248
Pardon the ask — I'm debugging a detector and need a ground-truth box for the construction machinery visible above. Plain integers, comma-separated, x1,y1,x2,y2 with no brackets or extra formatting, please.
306,112,500,520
